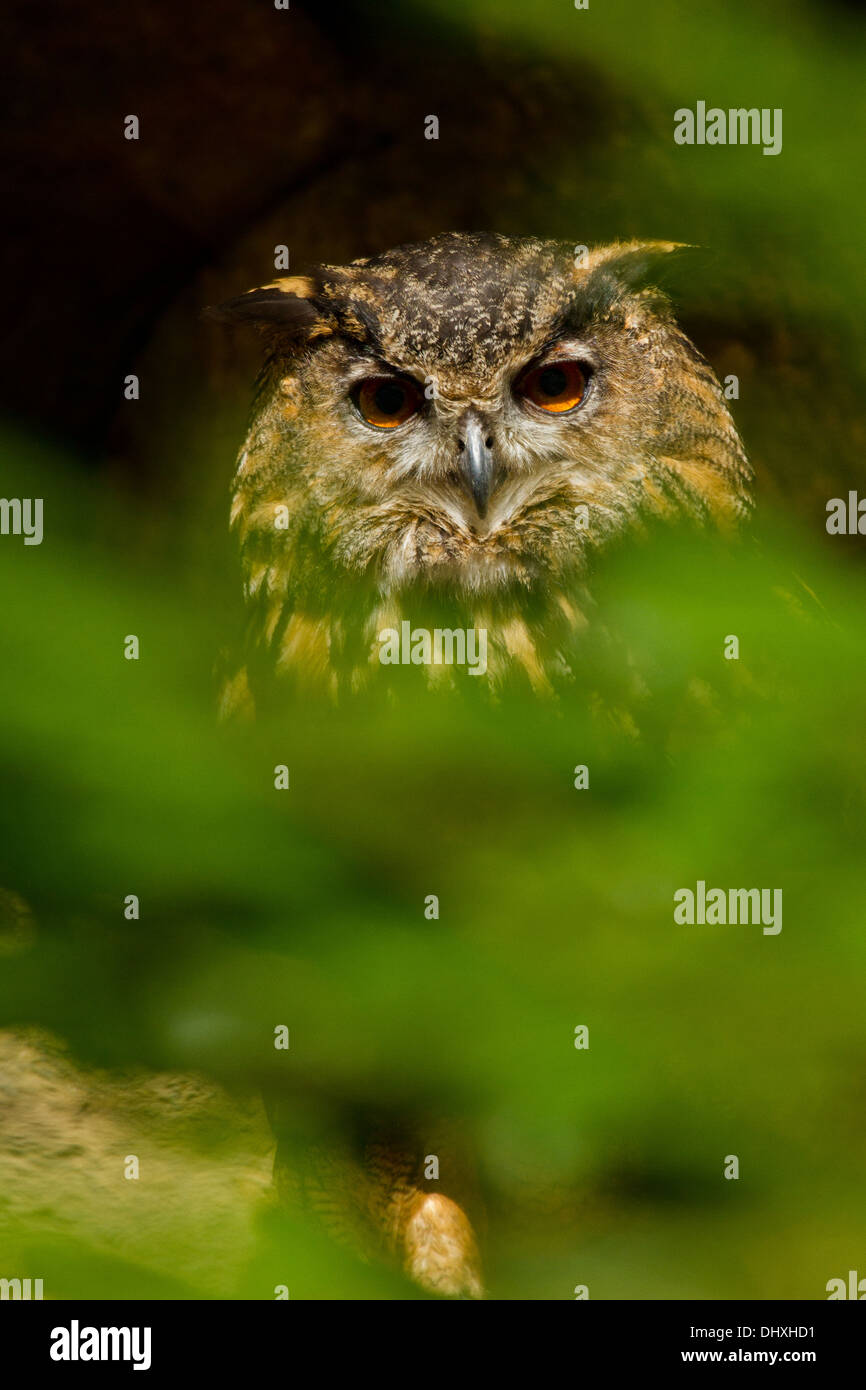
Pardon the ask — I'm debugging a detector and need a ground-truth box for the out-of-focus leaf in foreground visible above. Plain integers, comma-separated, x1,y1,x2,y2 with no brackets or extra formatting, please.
1,428,864,1297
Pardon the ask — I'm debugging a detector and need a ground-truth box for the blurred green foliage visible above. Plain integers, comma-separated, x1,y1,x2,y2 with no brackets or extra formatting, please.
1,422,865,1298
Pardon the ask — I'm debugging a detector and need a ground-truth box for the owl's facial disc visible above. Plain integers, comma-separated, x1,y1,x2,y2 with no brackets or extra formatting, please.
321,336,610,593
345,344,595,531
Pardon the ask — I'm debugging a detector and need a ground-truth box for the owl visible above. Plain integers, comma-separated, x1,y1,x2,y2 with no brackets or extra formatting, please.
212,232,751,714
210,232,752,1297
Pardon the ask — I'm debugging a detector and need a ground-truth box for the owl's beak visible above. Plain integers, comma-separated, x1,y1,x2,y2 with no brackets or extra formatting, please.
458,415,495,519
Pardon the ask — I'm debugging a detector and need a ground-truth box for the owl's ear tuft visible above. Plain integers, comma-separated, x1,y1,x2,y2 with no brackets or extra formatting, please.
578,241,700,296
204,276,328,333
573,241,703,321
579,240,700,292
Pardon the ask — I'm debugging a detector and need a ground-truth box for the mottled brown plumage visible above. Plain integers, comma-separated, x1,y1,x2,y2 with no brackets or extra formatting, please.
212,232,752,1295
214,232,751,711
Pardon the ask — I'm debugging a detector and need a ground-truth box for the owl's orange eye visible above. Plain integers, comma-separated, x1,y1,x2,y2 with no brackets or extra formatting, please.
353,376,422,428
516,360,588,413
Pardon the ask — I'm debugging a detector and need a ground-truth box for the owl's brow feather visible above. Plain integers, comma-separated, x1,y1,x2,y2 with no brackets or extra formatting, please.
336,340,404,372
560,269,665,335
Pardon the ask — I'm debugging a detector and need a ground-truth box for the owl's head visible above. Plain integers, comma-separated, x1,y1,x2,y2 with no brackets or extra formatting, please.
212,233,751,694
